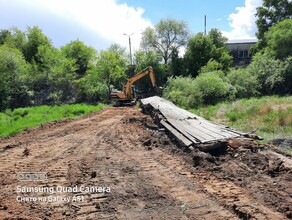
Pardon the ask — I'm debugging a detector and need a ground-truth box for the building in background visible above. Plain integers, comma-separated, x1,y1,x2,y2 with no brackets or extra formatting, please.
226,39,257,67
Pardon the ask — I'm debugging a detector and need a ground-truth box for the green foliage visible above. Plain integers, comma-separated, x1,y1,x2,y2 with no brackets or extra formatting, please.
61,40,96,78
96,44,127,97
0,27,130,107
25,26,52,63
208,28,228,48
163,71,233,107
211,46,232,71
194,72,233,105
0,44,29,110
21,44,77,105
170,47,184,76
255,0,292,50
265,19,292,59
0,104,107,137
248,53,292,95
76,67,108,103
163,76,203,108
184,29,232,77
226,68,260,98
0,29,11,45
37,45,77,103
1,18,292,112
134,50,168,87
0,27,27,54
134,50,162,72
200,59,223,73
141,18,189,64
184,33,213,76
0,27,105,107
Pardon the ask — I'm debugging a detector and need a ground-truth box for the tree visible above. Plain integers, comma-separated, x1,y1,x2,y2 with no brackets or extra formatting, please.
141,18,189,64
96,45,127,98
35,45,77,104
0,29,12,45
76,66,108,103
184,32,213,76
184,30,232,77
265,19,292,59
208,28,228,48
0,44,29,110
133,50,167,91
170,47,184,76
61,40,96,78
255,0,292,49
205,28,231,72
0,27,27,54
184,29,232,76
25,26,52,63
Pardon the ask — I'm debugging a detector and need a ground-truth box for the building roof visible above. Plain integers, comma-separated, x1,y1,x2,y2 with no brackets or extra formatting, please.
226,39,257,44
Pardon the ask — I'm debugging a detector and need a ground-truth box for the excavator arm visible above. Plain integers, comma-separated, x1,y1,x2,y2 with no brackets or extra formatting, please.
124,66,157,99
110,66,159,106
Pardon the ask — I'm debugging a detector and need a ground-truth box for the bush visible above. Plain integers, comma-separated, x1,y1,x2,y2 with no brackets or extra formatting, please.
76,75,108,103
227,68,260,98
200,59,223,73
163,71,234,108
163,76,203,108
248,53,292,95
194,71,234,105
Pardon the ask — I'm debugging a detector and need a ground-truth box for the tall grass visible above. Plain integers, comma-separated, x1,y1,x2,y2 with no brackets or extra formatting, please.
191,96,292,141
0,103,107,138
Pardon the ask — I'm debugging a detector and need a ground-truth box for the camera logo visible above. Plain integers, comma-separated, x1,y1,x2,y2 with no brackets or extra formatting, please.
16,172,47,181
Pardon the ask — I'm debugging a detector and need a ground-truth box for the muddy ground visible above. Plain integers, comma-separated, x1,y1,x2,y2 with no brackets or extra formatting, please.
0,107,291,219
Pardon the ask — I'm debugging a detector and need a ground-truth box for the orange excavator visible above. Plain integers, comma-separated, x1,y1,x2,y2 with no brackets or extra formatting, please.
110,66,159,106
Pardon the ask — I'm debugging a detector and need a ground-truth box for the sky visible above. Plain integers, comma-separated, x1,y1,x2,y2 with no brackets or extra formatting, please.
0,0,262,53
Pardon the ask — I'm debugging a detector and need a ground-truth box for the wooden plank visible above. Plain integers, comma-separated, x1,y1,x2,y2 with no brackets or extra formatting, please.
170,118,220,142
141,96,246,145
165,118,200,143
160,120,193,146
186,119,225,139
186,119,240,139
157,100,241,139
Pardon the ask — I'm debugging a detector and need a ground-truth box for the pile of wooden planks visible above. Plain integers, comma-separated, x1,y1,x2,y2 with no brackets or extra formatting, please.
141,96,247,147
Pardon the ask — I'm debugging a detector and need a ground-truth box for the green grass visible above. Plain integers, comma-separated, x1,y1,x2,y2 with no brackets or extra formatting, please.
190,96,292,142
0,103,107,138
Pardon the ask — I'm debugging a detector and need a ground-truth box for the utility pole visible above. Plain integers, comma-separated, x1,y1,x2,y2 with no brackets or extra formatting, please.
204,15,207,35
123,33,134,65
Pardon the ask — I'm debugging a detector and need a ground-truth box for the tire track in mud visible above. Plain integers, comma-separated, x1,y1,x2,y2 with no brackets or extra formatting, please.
94,117,237,219
106,110,288,219
0,108,127,219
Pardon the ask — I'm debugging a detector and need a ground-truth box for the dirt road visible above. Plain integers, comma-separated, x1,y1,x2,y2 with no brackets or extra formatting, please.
0,107,291,219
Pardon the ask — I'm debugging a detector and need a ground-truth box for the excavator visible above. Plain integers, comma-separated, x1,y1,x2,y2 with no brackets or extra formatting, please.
110,66,160,106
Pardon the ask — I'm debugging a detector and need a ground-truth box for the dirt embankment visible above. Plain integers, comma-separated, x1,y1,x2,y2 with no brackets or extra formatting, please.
0,107,291,219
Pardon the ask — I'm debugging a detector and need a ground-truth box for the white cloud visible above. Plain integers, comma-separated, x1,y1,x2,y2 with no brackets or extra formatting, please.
2,0,152,51
223,0,262,40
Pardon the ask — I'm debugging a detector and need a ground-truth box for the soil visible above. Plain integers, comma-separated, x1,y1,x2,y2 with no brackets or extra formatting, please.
0,107,291,219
